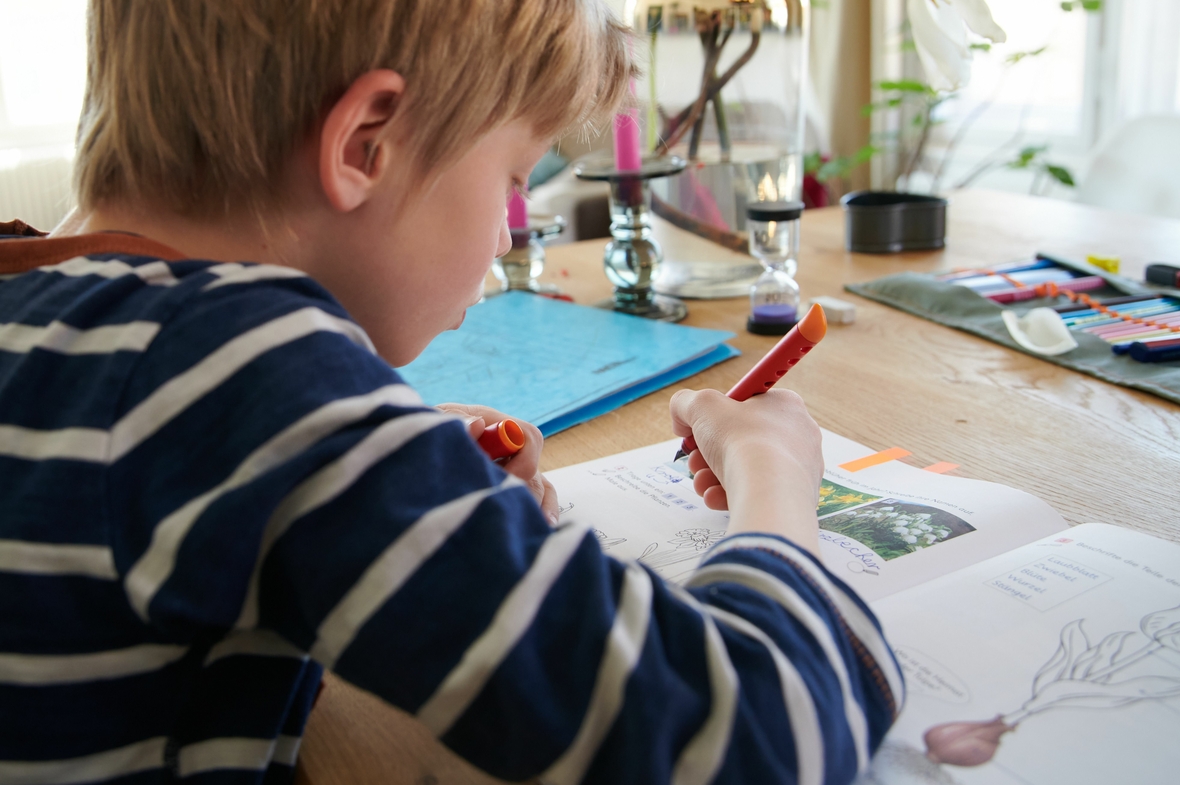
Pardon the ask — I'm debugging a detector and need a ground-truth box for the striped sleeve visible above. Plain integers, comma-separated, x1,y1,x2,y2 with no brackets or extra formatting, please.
106,277,901,784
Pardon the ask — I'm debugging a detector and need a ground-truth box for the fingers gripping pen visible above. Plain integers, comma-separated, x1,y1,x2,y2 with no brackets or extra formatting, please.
674,303,827,461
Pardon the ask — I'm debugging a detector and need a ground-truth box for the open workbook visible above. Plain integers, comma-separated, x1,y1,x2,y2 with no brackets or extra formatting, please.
548,432,1180,784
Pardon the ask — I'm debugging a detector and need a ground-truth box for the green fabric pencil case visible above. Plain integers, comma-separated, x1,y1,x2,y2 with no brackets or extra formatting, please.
845,254,1180,406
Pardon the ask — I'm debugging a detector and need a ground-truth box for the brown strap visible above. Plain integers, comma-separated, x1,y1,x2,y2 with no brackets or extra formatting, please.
0,222,186,274
0,219,48,238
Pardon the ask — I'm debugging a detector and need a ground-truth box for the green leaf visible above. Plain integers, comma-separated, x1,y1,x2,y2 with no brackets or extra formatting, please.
1007,46,1048,65
877,79,936,95
1061,1,1074,10
861,97,905,116
1081,0,1102,10
853,144,880,163
804,152,824,175
813,146,879,183
1046,165,1076,187
1016,145,1048,166
901,40,917,53
816,161,845,182
969,42,992,52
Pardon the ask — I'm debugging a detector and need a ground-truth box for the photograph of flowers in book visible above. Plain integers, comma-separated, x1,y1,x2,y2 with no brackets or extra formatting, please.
818,481,976,561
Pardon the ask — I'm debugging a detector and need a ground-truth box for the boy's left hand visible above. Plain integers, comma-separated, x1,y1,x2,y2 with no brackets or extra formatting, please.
437,403,559,525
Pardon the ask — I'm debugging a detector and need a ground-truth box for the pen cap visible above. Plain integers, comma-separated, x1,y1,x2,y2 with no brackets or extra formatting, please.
478,419,526,461
796,302,827,343
1146,263,1180,288
729,303,827,400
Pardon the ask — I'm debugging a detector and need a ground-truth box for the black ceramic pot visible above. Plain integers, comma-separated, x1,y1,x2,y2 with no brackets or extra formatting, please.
841,191,947,253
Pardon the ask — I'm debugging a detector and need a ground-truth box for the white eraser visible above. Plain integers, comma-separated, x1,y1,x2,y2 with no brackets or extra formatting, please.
807,296,856,324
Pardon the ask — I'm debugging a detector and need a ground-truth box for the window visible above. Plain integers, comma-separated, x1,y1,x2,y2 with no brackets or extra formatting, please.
914,0,1098,195
0,0,88,160
907,0,1180,197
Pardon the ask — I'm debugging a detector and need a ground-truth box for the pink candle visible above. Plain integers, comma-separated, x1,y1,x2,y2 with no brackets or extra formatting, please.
613,108,642,171
507,189,528,230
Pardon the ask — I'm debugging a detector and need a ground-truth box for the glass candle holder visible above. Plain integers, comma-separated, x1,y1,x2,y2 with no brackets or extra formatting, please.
574,156,690,322
491,215,566,295
746,200,803,335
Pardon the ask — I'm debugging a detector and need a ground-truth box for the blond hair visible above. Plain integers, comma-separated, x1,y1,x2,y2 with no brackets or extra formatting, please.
75,0,633,217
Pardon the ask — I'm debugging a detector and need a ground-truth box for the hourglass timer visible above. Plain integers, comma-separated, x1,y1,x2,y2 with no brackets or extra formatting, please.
746,201,804,335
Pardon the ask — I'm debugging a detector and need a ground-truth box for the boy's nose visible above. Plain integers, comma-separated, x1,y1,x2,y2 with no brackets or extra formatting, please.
495,214,512,258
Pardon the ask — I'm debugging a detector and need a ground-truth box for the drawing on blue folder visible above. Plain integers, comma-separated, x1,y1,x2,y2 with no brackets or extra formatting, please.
399,292,739,436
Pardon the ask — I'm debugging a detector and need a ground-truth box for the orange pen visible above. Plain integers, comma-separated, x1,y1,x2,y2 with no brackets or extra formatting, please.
478,418,526,461
674,303,827,461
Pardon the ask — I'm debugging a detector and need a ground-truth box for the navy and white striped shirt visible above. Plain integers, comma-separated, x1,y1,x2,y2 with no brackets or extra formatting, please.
0,232,902,784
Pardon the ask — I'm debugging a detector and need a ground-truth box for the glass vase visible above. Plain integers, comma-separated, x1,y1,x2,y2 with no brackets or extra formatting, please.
624,0,809,298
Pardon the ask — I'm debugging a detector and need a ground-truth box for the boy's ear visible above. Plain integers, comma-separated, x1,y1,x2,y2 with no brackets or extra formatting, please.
319,69,407,213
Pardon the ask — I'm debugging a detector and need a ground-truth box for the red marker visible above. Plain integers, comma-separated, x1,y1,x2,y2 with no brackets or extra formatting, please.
478,418,526,461
674,303,827,461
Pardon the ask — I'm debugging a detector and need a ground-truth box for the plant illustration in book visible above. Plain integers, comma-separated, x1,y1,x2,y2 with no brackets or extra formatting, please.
817,480,882,516
639,528,727,578
593,528,626,552
819,499,975,561
922,604,1180,767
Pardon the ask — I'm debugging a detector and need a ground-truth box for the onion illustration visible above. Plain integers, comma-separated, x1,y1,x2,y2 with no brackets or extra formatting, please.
916,607,1180,773
923,716,1012,766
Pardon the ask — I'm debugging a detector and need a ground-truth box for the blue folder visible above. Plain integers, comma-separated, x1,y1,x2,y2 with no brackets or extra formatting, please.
398,292,739,436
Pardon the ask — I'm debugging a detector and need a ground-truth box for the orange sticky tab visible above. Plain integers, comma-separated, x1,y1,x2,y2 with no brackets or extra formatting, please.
839,447,911,473
922,462,960,474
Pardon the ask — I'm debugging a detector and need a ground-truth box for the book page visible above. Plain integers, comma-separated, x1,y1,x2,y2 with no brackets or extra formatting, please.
860,524,1180,785
547,430,1067,601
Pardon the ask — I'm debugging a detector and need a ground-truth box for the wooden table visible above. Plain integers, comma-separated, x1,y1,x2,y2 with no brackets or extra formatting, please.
296,189,1180,785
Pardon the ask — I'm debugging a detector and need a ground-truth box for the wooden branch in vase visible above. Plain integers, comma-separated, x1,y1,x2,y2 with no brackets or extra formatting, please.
655,24,762,160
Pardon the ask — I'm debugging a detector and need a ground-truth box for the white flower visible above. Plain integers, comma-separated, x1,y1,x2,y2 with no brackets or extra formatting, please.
893,526,909,535
918,524,932,532
914,545,925,550
938,531,949,539
907,0,1007,92
903,535,918,544
925,534,938,543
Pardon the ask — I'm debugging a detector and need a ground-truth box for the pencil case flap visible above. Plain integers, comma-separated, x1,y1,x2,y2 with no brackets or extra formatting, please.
844,255,1180,406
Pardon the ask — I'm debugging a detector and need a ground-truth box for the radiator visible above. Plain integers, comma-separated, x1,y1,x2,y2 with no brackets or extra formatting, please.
0,156,75,232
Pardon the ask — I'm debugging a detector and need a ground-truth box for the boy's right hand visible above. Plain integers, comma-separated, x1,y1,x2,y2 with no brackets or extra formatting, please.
670,388,824,554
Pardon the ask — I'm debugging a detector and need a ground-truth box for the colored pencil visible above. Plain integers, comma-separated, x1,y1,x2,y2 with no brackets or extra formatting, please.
988,275,1106,304
1113,334,1180,354
1089,314,1180,340
1062,302,1179,329
939,259,1054,282
961,269,1076,293
1129,342,1180,363
1055,294,1163,314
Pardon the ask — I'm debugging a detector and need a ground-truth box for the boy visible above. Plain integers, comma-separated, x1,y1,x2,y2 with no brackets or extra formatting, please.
0,1,901,783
